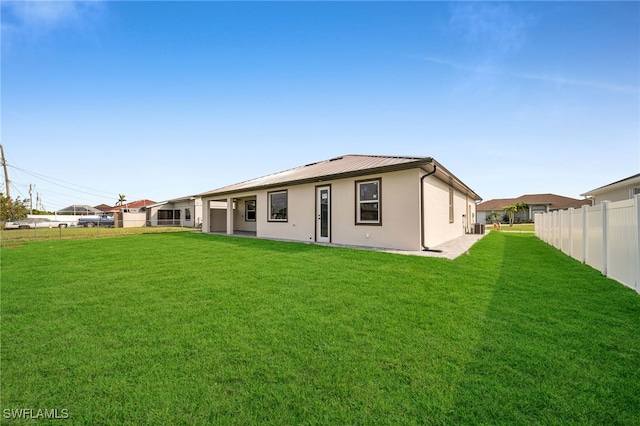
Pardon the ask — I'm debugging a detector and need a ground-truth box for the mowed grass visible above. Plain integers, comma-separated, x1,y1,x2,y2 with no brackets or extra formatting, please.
2,232,639,424
0,225,189,244
502,223,535,232
490,223,535,232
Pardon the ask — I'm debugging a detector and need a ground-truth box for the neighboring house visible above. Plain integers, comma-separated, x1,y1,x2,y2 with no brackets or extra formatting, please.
580,173,640,204
198,154,482,251
148,196,203,227
477,194,592,224
108,199,156,213
109,199,156,228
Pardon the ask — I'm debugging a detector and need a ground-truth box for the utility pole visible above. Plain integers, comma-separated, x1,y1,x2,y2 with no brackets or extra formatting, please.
0,144,10,199
29,184,34,214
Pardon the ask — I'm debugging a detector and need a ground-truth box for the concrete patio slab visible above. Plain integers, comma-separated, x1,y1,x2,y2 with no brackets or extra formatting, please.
379,231,490,260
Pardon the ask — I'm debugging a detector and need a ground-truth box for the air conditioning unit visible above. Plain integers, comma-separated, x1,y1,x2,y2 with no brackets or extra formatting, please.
473,223,485,234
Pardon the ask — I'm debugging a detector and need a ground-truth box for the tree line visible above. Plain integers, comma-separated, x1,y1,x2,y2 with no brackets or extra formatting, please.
0,193,29,223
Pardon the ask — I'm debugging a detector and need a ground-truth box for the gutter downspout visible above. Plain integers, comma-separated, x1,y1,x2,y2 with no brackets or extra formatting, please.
420,163,442,252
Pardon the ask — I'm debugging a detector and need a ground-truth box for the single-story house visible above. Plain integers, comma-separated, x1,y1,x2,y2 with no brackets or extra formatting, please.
148,196,204,228
109,199,156,228
198,154,482,251
477,194,592,224
581,172,640,205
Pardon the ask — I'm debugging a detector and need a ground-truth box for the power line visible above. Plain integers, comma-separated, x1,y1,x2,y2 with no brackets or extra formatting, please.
6,164,118,199
8,181,27,199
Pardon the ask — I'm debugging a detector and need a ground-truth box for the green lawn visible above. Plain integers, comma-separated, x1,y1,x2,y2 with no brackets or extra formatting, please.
2,232,639,424
489,223,535,232
0,225,189,243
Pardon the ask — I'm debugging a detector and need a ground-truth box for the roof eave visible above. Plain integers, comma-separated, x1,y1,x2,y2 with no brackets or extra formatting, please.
425,159,483,202
581,173,640,197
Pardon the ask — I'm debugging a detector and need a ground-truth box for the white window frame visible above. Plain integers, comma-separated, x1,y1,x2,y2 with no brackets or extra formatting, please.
355,178,381,225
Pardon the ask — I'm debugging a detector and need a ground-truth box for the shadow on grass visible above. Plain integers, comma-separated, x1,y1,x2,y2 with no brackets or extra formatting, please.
450,233,640,424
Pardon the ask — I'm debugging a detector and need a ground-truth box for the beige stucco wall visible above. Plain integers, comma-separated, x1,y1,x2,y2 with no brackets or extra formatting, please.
122,211,146,228
421,173,475,248
240,169,423,250
331,169,421,250
592,186,637,204
258,185,316,242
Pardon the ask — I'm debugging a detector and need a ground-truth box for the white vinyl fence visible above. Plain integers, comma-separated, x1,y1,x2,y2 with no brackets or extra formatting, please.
535,195,640,294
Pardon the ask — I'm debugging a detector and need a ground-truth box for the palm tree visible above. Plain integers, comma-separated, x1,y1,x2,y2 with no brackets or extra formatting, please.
116,194,126,207
504,202,529,226
504,204,519,227
515,202,529,223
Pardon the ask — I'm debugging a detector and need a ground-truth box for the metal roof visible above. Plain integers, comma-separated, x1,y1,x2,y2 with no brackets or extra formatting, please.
56,204,103,214
581,172,640,197
147,195,199,208
199,154,481,200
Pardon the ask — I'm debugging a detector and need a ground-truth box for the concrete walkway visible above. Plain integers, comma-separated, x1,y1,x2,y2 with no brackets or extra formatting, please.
212,230,490,260
378,232,490,260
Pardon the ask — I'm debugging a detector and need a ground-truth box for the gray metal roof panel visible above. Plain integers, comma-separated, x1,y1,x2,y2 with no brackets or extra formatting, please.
199,155,431,196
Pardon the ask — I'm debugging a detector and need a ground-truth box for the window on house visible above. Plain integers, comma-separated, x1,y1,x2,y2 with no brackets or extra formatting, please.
356,178,381,225
158,209,180,225
268,191,287,221
449,188,454,223
246,200,256,221
185,208,191,221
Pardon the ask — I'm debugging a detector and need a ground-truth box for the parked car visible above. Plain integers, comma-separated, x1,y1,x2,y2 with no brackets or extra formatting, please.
78,215,115,228
4,218,71,230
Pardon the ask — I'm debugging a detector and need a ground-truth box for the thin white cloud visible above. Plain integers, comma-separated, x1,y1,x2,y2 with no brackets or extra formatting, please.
1,1,105,43
419,56,639,95
449,3,531,55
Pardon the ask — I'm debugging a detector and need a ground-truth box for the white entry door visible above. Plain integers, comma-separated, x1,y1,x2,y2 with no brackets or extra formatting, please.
316,186,331,243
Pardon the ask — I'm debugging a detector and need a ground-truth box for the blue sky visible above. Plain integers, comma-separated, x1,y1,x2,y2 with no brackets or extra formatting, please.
2,1,638,211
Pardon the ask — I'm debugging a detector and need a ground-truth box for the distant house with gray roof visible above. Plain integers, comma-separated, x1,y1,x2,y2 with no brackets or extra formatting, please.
477,194,592,224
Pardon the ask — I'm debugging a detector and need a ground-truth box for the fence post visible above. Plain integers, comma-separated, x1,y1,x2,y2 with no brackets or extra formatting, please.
635,194,640,293
568,208,573,257
582,204,588,264
560,210,564,252
601,201,609,277
551,211,555,248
